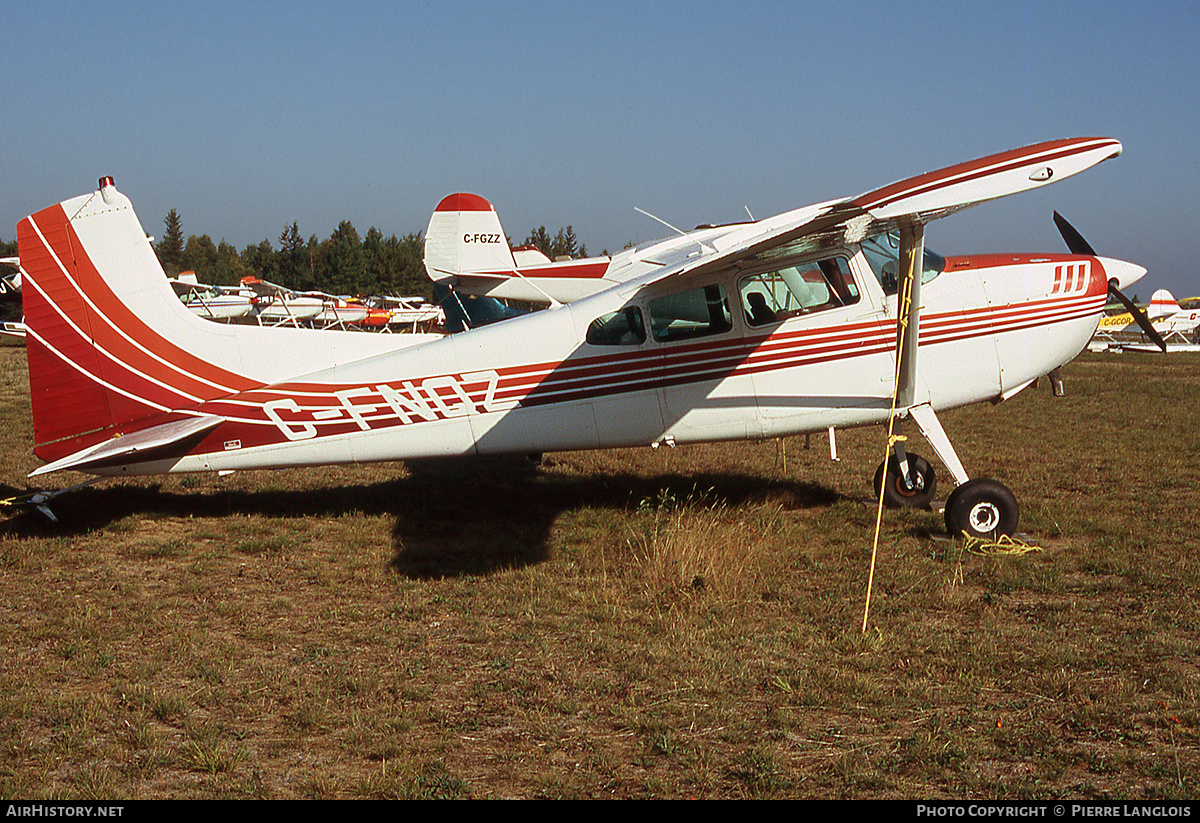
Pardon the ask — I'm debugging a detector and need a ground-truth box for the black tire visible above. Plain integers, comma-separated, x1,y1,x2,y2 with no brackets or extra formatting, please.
944,478,1019,539
874,454,937,509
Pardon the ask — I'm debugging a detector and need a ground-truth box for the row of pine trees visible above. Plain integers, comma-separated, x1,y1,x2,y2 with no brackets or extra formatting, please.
150,210,589,299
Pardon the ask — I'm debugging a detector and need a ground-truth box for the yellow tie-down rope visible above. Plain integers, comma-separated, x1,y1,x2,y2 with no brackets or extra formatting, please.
861,250,1040,632
957,533,1041,556
862,242,918,634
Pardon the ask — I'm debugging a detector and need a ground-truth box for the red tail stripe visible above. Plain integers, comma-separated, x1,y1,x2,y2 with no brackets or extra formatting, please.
26,205,260,398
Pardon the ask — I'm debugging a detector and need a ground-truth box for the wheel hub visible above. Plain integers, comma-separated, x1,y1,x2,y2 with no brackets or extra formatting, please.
968,502,1001,533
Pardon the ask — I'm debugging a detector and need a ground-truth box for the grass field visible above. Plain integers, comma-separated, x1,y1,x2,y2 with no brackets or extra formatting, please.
0,338,1196,799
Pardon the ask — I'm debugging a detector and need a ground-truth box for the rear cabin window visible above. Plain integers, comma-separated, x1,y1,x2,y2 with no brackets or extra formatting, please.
648,284,733,342
738,256,859,327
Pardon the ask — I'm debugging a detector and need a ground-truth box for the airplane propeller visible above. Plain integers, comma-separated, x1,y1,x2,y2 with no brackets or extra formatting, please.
1053,212,1166,351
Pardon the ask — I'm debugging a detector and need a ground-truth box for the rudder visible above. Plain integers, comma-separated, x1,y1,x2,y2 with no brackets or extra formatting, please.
18,201,124,455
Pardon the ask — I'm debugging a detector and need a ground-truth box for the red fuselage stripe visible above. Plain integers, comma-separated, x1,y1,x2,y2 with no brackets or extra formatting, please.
197,292,1104,446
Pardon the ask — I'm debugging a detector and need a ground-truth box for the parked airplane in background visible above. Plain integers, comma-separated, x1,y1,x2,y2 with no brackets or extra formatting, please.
1147,291,1200,342
1132,290,1198,342
1091,288,1198,350
0,257,27,338
366,294,444,333
236,277,444,332
0,257,22,295
169,272,255,320
236,277,325,325
14,138,1145,538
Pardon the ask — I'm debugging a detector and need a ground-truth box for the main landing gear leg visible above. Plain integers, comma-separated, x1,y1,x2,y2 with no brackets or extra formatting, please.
874,404,1020,540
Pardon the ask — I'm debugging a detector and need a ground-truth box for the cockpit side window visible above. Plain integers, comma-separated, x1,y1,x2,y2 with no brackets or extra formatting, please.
648,284,733,342
860,233,945,295
738,255,859,327
586,306,647,346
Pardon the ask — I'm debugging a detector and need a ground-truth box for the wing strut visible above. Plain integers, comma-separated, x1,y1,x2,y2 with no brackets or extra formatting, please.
864,220,973,631
892,222,970,486
894,221,924,409
864,220,924,632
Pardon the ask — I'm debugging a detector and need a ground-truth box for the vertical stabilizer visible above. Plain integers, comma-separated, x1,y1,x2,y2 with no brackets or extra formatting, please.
19,198,124,453
18,178,438,466
423,193,516,283
17,178,255,461
1148,290,1180,320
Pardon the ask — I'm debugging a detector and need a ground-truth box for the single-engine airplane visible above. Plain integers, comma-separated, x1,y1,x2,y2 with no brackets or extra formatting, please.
15,138,1147,537
1145,291,1200,344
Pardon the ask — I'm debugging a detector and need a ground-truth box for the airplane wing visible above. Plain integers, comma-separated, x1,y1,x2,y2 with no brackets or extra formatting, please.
424,138,1120,307
630,137,1122,292
239,278,279,297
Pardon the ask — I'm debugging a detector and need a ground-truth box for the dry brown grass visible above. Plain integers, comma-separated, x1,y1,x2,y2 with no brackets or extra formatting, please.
0,339,1197,799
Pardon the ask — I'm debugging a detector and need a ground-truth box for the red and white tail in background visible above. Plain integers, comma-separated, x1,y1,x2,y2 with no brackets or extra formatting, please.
423,192,615,304
423,193,518,287
1148,289,1181,320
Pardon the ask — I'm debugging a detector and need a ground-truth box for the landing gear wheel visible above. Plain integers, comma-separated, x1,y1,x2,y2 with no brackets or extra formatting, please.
874,454,937,509
944,478,1019,540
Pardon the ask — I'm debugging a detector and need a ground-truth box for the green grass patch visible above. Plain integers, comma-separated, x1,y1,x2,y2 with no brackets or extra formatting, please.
0,349,1198,797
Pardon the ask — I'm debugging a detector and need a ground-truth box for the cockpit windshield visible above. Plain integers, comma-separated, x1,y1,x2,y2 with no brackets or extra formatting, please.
860,233,945,295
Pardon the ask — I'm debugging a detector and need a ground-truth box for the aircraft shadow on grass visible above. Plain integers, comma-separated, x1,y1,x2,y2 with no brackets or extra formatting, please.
0,456,846,579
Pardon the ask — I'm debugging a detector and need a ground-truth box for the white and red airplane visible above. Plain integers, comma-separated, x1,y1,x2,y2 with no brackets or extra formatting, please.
15,137,1147,537
1147,291,1200,344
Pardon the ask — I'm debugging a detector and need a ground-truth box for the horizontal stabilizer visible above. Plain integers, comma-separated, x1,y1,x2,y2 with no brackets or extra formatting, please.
29,415,224,477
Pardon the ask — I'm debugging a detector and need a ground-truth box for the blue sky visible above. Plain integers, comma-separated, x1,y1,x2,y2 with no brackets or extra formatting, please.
4,0,1198,298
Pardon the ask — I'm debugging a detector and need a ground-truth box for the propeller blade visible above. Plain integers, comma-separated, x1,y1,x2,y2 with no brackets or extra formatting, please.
1053,212,1165,352
1108,279,1167,351
1053,211,1097,256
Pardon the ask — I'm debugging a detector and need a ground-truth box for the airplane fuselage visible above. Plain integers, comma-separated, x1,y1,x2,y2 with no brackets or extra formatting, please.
96,244,1110,477
18,136,1145,539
